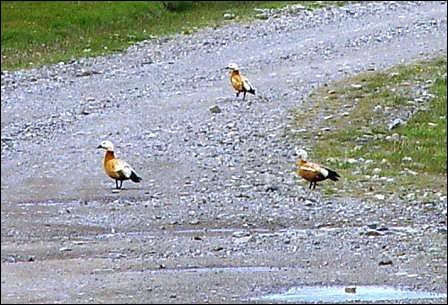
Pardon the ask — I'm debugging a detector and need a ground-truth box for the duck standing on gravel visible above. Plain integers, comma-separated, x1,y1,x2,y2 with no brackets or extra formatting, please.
225,63,256,100
97,140,142,189
295,148,340,190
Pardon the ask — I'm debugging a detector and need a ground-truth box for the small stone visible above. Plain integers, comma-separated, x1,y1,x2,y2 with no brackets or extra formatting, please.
346,158,359,164
437,228,447,234
232,231,250,238
404,168,418,176
265,185,279,192
379,259,393,266
345,287,357,293
223,13,236,20
374,194,385,200
372,168,381,174
304,201,313,207
351,84,363,89
406,193,415,200
365,230,384,237
189,219,200,225
109,252,126,259
367,223,378,230
6,256,17,263
234,236,253,244
213,246,224,251
209,105,222,114
402,156,412,162
389,118,404,130
59,247,72,252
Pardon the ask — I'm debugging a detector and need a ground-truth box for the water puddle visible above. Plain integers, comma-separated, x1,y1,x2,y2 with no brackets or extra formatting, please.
251,286,447,303
149,266,282,274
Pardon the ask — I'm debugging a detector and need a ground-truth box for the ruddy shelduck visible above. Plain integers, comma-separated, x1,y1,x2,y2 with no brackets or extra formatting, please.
97,140,142,189
225,63,256,100
295,149,340,190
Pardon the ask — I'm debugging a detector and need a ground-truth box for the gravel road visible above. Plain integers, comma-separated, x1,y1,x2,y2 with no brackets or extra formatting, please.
1,1,447,303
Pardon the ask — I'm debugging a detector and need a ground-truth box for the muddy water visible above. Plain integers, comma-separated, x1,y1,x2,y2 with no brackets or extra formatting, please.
251,286,448,303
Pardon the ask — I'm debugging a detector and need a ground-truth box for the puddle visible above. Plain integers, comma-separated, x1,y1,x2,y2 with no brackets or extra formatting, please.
149,266,282,274
251,286,447,303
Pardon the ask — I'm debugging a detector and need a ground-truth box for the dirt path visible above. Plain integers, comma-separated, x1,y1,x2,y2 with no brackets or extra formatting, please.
1,1,447,303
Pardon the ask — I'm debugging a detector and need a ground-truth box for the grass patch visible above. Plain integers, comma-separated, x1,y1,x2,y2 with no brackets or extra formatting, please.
1,1,347,71
291,56,447,199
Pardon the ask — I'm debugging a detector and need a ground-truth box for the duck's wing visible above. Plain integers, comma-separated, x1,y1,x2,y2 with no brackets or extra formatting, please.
242,75,255,92
111,159,134,179
300,161,329,177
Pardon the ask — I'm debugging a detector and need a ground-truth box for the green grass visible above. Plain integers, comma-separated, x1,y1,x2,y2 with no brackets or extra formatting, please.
1,1,346,71
292,56,447,198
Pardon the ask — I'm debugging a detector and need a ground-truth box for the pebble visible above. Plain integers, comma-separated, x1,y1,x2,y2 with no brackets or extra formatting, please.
345,287,357,293
350,84,363,89
378,259,393,266
232,231,250,238
223,13,236,20
388,118,405,130
209,105,222,114
365,229,384,237
374,194,385,200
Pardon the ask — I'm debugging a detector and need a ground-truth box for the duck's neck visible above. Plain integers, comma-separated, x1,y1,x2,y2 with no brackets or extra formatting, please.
231,70,240,77
104,150,115,163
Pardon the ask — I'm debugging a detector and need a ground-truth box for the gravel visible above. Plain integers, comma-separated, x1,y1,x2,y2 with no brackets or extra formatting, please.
1,1,447,303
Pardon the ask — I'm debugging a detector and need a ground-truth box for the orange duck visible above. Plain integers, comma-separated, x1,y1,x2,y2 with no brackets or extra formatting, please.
97,140,142,189
295,149,340,190
225,63,256,100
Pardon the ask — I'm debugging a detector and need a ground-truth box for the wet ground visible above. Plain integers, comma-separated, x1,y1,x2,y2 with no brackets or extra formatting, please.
1,1,447,303
251,286,447,303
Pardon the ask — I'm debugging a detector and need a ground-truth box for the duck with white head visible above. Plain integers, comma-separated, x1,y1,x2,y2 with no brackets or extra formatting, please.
225,63,256,100
295,148,340,190
97,140,142,189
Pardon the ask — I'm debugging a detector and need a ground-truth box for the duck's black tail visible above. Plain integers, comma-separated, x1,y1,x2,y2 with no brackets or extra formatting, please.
247,88,256,95
326,168,340,181
130,171,142,183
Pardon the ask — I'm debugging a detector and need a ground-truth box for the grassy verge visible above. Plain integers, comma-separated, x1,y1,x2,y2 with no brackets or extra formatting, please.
291,56,447,200
1,1,346,71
